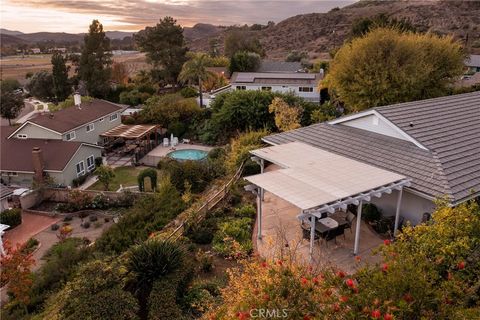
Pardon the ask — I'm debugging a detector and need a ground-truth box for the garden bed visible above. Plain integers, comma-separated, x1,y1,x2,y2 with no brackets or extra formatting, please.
88,166,161,191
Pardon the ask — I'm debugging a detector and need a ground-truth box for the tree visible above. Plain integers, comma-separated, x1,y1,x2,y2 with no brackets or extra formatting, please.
138,93,201,130
286,51,308,62
324,28,465,111
0,241,35,312
26,71,54,100
94,165,115,191
51,52,71,102
179,53,216,107
1,79,21,92
135,17,187,85
79,20,112,98
229,51,261,74
0,91,23,125
127,240,184,319
224,30,265,57
111,62,129,85
268,97,303,132
350,13,416,39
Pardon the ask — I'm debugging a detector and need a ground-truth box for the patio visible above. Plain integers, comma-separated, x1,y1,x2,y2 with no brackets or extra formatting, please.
256,186,384,273
245,142,411,273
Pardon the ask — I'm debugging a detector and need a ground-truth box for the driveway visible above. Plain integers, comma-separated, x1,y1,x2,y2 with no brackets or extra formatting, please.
0,100,34,126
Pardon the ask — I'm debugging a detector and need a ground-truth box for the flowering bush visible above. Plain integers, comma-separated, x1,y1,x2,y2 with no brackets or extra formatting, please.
212,217,253,258
206,201,480,319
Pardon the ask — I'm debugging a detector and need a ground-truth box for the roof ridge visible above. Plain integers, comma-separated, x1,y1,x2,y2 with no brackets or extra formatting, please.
431,151,455,201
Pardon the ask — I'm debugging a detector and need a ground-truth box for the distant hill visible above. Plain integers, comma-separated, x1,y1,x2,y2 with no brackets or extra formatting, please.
189,0,480,59
184,23,223,42
0,28,24,36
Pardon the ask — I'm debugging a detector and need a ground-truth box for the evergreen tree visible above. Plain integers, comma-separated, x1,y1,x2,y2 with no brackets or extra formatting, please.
51,52,71,102
79,20,112,98
135,17,187,85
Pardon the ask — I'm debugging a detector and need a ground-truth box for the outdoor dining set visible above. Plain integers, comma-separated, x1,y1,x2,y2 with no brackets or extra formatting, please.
301,211,356,246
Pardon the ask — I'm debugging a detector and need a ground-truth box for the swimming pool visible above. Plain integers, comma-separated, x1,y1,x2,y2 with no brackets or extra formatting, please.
167,149,208,161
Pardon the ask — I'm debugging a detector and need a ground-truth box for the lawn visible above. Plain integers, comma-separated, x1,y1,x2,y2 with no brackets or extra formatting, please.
88,166,162,192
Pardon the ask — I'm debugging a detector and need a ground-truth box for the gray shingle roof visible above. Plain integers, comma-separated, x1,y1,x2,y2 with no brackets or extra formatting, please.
264,92,480,204
257,60,304,73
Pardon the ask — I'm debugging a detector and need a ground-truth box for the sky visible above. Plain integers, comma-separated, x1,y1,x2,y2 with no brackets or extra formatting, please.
1,0,355,33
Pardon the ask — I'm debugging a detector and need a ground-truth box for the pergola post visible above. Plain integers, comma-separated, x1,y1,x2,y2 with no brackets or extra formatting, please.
309,215,316,261
353,200,363,255
393,188,404,237
260,159,265,201
257,187,263,239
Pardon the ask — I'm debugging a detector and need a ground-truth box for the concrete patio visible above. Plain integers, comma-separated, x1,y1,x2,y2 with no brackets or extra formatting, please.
254,163,385,273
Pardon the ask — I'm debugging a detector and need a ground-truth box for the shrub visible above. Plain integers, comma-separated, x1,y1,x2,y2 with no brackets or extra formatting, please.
180,86,198,98
51,223,60,231
22,238,39,253
58,260,139,320
212,217,253,257
234,205,256,219
185,218,218,244
91,193,110,209
0,208,22,228
184,280,222,316
137,167,158,192
226,130,268,172
95,178,185,254
94,157,103,167
196,250,214,273
89,215,98,222
362,203,382,222
63,214,73,222
81,221,90,229
72,174,88,188
104,217,110,223
158,158,213,193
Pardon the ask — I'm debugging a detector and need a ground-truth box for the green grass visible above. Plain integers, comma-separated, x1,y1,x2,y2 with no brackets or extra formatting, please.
88,166,162,192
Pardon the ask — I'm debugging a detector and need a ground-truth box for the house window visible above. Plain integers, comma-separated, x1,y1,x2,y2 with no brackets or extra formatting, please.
86,155,95,171
76,161,85,177
99,117,104,122
299,87,314,92
261,86,272,91
17,134,28,139
65,131,76,141
236,86,246,90
1,171,18,176
109,113,118,121
86,123,94,132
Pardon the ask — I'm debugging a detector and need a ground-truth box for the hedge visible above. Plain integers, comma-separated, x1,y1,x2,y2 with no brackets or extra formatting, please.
0,208,22,228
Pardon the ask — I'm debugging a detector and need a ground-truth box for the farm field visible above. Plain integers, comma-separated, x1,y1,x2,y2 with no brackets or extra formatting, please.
0,52,149,84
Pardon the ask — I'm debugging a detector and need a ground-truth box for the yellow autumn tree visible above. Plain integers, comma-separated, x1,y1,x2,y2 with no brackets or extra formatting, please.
323,28,465,112
268,97,303,132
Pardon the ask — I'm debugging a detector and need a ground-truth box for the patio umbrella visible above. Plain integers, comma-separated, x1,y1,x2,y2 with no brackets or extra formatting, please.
170,133,174,145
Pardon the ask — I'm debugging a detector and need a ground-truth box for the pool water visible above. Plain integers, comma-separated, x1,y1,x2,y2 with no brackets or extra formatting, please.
167,149,208,161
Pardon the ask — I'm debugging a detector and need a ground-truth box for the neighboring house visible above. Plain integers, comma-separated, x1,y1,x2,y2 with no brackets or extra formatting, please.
0,186,13,213
0,134,102,187
230,72,322,103
263,91,480,224
465,54,480,73
257,60,305,73
8,96,125,145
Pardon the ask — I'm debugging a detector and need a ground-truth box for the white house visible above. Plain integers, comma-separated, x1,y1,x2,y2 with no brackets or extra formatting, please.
248,91,480,226
230,72,323,103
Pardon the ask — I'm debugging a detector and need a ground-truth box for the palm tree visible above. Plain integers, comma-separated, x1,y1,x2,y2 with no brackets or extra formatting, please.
178,53,215,107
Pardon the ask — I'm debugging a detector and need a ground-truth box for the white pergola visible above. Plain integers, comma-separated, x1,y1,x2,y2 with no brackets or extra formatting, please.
245,142,410,259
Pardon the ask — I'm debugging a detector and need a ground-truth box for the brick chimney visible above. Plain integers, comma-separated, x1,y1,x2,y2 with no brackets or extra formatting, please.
32,147,44,184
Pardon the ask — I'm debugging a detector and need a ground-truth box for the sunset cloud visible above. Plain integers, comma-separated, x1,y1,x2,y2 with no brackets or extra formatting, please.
1,0,354,33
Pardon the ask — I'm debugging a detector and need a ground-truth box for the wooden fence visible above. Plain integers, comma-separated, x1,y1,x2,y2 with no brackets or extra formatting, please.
163,162,245,241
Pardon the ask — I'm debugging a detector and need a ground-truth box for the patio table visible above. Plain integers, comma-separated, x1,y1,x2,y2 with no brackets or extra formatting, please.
319,217,339,229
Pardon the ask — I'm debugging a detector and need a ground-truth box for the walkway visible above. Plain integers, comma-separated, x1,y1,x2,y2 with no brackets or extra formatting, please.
3,212,59,248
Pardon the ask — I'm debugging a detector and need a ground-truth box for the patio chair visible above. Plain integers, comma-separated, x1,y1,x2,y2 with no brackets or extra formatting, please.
163,138,169,147
301,222,319,241
172,137,179,146
344,211,356,233
182,138,191,144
